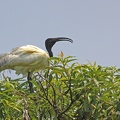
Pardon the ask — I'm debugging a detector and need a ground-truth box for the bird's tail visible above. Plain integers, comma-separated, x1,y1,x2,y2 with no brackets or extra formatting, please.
0,53,10,71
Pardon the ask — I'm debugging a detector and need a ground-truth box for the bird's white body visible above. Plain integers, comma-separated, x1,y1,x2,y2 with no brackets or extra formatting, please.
0,45,49,76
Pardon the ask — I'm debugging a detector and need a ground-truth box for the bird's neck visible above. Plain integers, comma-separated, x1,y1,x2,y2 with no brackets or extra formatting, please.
48,51,53,57
46,46,53,57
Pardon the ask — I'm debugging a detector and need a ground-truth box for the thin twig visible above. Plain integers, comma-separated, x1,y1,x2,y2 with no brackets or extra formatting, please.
59,90,84,116
22,98,31,120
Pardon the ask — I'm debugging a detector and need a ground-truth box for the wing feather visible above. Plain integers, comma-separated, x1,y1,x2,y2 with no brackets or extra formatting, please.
0,45,49,76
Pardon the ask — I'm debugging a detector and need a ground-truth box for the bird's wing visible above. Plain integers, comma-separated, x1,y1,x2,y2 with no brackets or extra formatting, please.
0,53,9,59
0,45,49,73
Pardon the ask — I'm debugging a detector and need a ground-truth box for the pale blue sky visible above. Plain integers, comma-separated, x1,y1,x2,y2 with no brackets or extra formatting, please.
0,0,120,70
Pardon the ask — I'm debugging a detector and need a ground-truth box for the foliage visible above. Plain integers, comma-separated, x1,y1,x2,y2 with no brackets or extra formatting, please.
0,54,120,120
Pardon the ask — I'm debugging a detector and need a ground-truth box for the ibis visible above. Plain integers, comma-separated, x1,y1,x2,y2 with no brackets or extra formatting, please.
0,37,73,93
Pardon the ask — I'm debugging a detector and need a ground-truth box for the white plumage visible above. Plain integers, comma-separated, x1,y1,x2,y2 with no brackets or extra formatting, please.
0,45,49,76
0,37,73,93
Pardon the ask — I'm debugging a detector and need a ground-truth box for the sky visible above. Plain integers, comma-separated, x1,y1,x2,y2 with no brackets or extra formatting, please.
0,1,120,77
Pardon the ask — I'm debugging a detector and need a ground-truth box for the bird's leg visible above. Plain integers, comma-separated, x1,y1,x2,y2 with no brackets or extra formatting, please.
27,72,34,93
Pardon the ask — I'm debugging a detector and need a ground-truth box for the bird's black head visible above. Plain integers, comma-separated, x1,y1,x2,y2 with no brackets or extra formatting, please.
45,37,73,57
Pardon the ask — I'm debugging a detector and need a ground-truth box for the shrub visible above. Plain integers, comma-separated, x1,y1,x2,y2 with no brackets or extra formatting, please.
0,55,120,120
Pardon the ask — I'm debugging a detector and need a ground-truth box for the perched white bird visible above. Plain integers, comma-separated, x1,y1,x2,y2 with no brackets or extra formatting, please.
0,37,73,93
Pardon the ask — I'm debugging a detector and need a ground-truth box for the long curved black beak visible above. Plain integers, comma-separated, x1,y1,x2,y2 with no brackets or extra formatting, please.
45,37,73,57
53,37,73,43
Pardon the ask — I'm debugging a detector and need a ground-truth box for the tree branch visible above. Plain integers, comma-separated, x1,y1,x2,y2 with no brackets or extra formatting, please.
59,90,84,116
